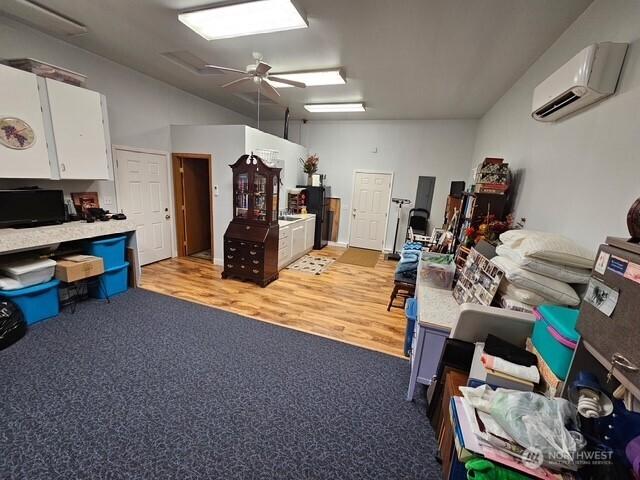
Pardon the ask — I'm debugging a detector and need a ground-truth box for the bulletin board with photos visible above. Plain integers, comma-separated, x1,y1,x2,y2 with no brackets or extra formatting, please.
453,248,504,305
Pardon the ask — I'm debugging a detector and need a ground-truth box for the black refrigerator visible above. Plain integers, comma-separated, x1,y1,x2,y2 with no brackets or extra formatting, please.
298,185,331,249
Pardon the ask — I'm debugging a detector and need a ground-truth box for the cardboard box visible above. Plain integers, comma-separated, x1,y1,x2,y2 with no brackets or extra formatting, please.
55,256,104,283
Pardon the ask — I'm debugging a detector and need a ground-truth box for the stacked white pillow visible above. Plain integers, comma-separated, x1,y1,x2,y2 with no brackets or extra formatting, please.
491,230,594,308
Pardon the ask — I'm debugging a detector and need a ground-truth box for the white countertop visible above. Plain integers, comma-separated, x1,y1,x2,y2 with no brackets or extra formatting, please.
416,256,460,331
0,220,137,255
278,213,315,227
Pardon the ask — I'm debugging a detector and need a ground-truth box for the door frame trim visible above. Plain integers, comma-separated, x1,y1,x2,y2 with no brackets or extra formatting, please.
171,153,214,260
347,169,394,251
112,145,177,259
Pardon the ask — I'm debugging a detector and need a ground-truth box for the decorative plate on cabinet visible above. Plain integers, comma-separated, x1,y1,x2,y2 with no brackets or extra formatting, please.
0,117,36,150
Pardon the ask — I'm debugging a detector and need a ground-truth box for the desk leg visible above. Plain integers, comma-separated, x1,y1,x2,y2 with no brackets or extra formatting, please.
126,230,142,287
406,326,425,401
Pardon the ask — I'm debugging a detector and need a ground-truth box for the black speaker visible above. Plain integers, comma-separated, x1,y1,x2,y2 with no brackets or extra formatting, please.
449,181,466,198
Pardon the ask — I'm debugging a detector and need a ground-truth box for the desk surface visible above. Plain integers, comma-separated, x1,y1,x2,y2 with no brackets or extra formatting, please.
0,220,137,254
416,257,460,330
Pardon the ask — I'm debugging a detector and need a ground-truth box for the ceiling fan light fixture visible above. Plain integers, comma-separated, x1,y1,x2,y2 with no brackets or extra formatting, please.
269,69,346,88
304,103,365,113
178,0,308,41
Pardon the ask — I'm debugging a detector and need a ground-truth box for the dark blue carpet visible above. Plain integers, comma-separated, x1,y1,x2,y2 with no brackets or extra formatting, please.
0,288,440,479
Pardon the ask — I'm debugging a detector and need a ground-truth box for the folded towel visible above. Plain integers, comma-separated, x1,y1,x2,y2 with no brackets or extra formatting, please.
481,353,540,384
396,261,418,274
402,242,423,251
399,252,419,264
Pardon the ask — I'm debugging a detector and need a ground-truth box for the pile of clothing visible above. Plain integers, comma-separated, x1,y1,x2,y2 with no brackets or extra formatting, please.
490,230,594,312
395,242,422,282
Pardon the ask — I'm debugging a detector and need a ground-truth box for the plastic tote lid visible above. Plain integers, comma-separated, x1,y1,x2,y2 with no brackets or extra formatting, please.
537,304,580,343
0,258,56,276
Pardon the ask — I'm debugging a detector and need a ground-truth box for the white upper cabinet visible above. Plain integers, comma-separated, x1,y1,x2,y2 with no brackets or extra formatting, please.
0,64,52,178
45,78,110,180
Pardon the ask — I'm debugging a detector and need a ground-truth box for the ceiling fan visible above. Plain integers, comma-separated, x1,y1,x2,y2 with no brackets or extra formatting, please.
204,52,306,104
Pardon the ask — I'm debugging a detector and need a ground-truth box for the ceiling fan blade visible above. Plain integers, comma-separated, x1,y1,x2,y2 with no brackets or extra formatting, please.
259,79,281,103
255,61,272,75
268,76,306,88
204,64,247,74
221,77,253,89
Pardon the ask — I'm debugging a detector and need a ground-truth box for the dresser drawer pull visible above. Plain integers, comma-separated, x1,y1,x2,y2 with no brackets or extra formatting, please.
240,265,246,269
229,247,237,252
252,269,259,274
227,255,234,259
245,226,251,230
240,242,246,246
250,250,257,256
252,260,259,265
227,264,234,268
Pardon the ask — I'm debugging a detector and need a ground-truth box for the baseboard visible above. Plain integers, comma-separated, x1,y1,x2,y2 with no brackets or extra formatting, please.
328,241,348,248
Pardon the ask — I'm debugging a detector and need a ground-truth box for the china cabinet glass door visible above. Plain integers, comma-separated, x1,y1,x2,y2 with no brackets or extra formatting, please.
235,173,249,219
271,175,279,222
253,172,267,222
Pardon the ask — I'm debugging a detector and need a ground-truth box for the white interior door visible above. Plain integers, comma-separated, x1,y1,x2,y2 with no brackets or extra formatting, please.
349,172,393,251
114,148,172,265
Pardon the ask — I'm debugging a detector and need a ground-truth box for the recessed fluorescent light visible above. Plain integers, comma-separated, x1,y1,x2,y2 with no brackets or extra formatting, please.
178,0,308,41
269,69,346,88
304,103,365,113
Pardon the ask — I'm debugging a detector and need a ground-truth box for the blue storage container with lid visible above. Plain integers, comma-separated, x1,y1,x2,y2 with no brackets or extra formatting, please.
404,297,418,357
532,304,580,380
89,262,129,299
84,235,126,270
0,279,60,325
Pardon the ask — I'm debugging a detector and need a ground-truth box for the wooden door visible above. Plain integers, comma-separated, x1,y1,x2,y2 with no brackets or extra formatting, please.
349,172,393,251
183,158,212,255
46,79,110,180
115,148,172,265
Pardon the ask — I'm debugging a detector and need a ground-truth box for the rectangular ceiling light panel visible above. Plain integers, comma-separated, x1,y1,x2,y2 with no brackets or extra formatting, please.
304,103,365,113
269,69,346,88
178,0,308,41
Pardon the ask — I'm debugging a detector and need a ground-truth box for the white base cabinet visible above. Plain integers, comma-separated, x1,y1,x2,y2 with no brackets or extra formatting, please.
278,215,316,270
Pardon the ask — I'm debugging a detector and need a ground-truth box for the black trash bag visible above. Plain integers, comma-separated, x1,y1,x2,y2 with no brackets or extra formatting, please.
0,300,26,350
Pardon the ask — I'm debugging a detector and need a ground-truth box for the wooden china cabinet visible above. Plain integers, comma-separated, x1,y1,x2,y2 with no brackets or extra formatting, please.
222,154,281,287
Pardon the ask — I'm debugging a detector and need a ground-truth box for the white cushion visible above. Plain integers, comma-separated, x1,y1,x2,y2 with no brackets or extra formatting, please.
500,295,534,313
496,245,591,284
491,256,580,306
498,280,548,305
499,230,595,269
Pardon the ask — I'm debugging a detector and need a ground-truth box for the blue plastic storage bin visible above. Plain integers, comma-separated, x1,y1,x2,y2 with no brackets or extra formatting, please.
532,305,580,380
0,279,60,325
90,262,129,299
404,297,418,357
85,235,126,269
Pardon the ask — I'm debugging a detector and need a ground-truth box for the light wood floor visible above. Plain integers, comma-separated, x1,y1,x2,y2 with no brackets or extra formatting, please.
141,246,407,357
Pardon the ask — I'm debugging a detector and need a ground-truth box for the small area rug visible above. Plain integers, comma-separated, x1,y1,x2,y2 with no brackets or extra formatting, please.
0,288,439,479
336,247,380,267
286,254,334,275
190,249,212,261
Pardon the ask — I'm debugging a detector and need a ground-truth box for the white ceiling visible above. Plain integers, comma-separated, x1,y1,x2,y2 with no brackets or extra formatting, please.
2,0,592,121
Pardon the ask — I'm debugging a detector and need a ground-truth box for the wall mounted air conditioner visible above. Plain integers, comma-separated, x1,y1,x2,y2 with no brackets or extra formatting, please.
531,42,628,122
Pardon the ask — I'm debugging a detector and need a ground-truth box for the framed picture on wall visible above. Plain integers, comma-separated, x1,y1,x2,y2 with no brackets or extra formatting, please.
71,192,100,215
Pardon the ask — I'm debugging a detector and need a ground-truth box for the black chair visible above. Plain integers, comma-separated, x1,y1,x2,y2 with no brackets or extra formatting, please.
406,208,430,239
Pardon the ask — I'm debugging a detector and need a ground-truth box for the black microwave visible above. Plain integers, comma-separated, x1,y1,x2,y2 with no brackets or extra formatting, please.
0,189,66,228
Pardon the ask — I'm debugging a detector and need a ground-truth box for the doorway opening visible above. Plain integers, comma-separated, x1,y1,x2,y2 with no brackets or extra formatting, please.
172,153,213,261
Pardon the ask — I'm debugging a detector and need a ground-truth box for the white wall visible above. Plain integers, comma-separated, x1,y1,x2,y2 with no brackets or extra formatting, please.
170,125,307,263
471,0,640,251
296,120,478,249
0,16,252,207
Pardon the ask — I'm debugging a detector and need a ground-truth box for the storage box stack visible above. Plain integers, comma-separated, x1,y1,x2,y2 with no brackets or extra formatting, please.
531,304,580,381
84,235,129,298
490,230,594,312
0,258,60,325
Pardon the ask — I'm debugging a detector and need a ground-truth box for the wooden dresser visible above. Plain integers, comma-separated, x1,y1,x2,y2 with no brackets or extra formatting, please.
222,154,280,287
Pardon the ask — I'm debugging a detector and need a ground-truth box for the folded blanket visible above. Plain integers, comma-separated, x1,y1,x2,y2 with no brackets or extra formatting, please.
396,261,418,274
481,353,540,384
402,242,423,251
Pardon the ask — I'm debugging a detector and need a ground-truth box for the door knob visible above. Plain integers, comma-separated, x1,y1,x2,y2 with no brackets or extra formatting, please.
165,214,171,219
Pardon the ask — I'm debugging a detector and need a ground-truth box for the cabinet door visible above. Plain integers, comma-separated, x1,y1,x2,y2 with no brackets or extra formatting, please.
291,224,305,258
0,64,51,178
46,79,110,179
304,217,315,250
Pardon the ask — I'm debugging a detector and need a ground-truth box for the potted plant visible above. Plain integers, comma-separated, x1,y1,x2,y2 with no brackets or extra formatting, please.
300,154,319,185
